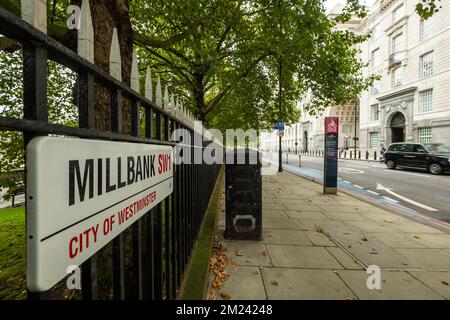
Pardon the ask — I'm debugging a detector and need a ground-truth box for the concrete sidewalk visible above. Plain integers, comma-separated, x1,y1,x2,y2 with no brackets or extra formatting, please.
210,171,450,300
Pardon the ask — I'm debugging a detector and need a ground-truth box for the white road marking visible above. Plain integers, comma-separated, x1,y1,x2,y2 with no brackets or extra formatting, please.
367,190,380,196
382,169,429,178
343,180,351,184
382,196,399,203
339,167,365,174
377,183,439,212
353,184,364,189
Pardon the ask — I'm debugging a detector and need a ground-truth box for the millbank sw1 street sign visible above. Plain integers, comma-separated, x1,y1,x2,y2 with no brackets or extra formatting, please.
26,137,173,292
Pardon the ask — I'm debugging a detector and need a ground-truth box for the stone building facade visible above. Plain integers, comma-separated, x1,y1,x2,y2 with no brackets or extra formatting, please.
358,0,450,151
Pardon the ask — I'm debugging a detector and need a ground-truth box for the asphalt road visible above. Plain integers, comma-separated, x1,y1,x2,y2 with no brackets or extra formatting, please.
264,152,450,227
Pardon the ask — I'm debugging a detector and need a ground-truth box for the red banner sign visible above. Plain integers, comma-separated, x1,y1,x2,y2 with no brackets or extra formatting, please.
325,117,339,134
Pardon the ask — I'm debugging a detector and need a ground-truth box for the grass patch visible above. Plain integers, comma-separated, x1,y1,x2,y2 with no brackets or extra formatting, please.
180,168,224,300
0,206,26,300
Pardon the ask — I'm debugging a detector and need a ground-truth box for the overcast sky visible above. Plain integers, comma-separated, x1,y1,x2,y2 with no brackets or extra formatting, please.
325,0,377,12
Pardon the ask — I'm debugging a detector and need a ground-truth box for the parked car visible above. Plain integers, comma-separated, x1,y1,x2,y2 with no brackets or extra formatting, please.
384,142,450,175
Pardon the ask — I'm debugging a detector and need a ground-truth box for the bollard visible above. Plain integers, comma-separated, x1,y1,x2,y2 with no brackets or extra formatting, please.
374,151,377,160
298,154,302,167
286,153,288,164
350,151,353,159
358,151,361,159
344,150,347,158
366,151,369,160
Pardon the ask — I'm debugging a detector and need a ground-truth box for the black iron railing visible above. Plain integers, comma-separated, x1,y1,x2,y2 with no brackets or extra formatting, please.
0,7,222,300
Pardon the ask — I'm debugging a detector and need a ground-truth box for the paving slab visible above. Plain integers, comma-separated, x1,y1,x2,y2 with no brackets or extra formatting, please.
282,202,322,212
408,271,450,299
262,268,355,300
337,270,443,300
304,230,337,247
263,209,288,218
299,219,347,231
323,212,372,221
367,232,427,249
263,216,306,230
215,266,267,300
326,247,364,270
286,210,328,220
323,224,419,269
391,221,445,234
262,229,312,246
405,233,450,249
223,242,272,267
344,220,396,233
396,249,450,271
318,205,366,214
267,245,342,269
263,202,284,211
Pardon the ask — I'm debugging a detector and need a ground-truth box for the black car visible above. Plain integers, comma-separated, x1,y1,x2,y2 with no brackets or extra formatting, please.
384,142,450,175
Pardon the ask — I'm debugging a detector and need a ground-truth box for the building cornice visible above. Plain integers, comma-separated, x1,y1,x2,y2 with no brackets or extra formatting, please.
377,86,417,101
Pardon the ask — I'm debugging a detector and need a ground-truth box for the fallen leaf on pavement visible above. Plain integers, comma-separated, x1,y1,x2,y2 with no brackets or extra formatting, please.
220,293,231,300
384,219,393,223
441,281,449,286
361,235,368,241
345,295,355,300
262,250,268,256
414,235,422,239
235,250,244,256
270,281,279,286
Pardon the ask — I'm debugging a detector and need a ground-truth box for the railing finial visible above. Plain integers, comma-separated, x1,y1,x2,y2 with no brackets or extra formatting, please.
164,86,169,111
78,0,94,62
145,67,153,102
21,0,47,33
155,77,162,107
130,51,139,92
109,28,122,81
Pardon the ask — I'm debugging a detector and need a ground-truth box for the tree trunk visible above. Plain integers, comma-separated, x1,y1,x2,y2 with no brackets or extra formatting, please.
72,0,133,133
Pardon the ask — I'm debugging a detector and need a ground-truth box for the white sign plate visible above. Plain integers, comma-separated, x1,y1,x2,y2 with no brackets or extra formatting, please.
26,137,173,292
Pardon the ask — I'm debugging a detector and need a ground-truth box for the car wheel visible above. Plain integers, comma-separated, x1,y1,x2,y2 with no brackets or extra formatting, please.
386,160,396,169
429,163,442,175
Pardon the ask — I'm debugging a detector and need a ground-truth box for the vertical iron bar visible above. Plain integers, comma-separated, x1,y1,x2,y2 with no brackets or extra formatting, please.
154,111,163,300
170,119,177,299
164,115,171,300
79,71,98,300
131,99,143,300
144,106,154,299
111,88,125,300
23,44,48,301
176,123,183,288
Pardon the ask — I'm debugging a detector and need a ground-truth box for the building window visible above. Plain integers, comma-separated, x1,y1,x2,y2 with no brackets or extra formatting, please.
420,18,433,41
393,5,404,24
371,48,380,66
391,33,403,62
392,67,402,87
371,79,380,95
419,89,433,113
420,52,434,77
419,127,432,143
371,104,380,121
370,132,380,149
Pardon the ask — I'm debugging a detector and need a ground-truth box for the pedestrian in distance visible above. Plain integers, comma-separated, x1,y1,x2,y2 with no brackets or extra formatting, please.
379,143,386,163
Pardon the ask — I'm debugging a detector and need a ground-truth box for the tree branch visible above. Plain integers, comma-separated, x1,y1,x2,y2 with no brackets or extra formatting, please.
204,51,272,114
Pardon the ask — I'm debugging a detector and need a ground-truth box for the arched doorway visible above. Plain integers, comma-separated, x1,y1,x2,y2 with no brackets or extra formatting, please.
390,112,406,143
303,131,308,152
